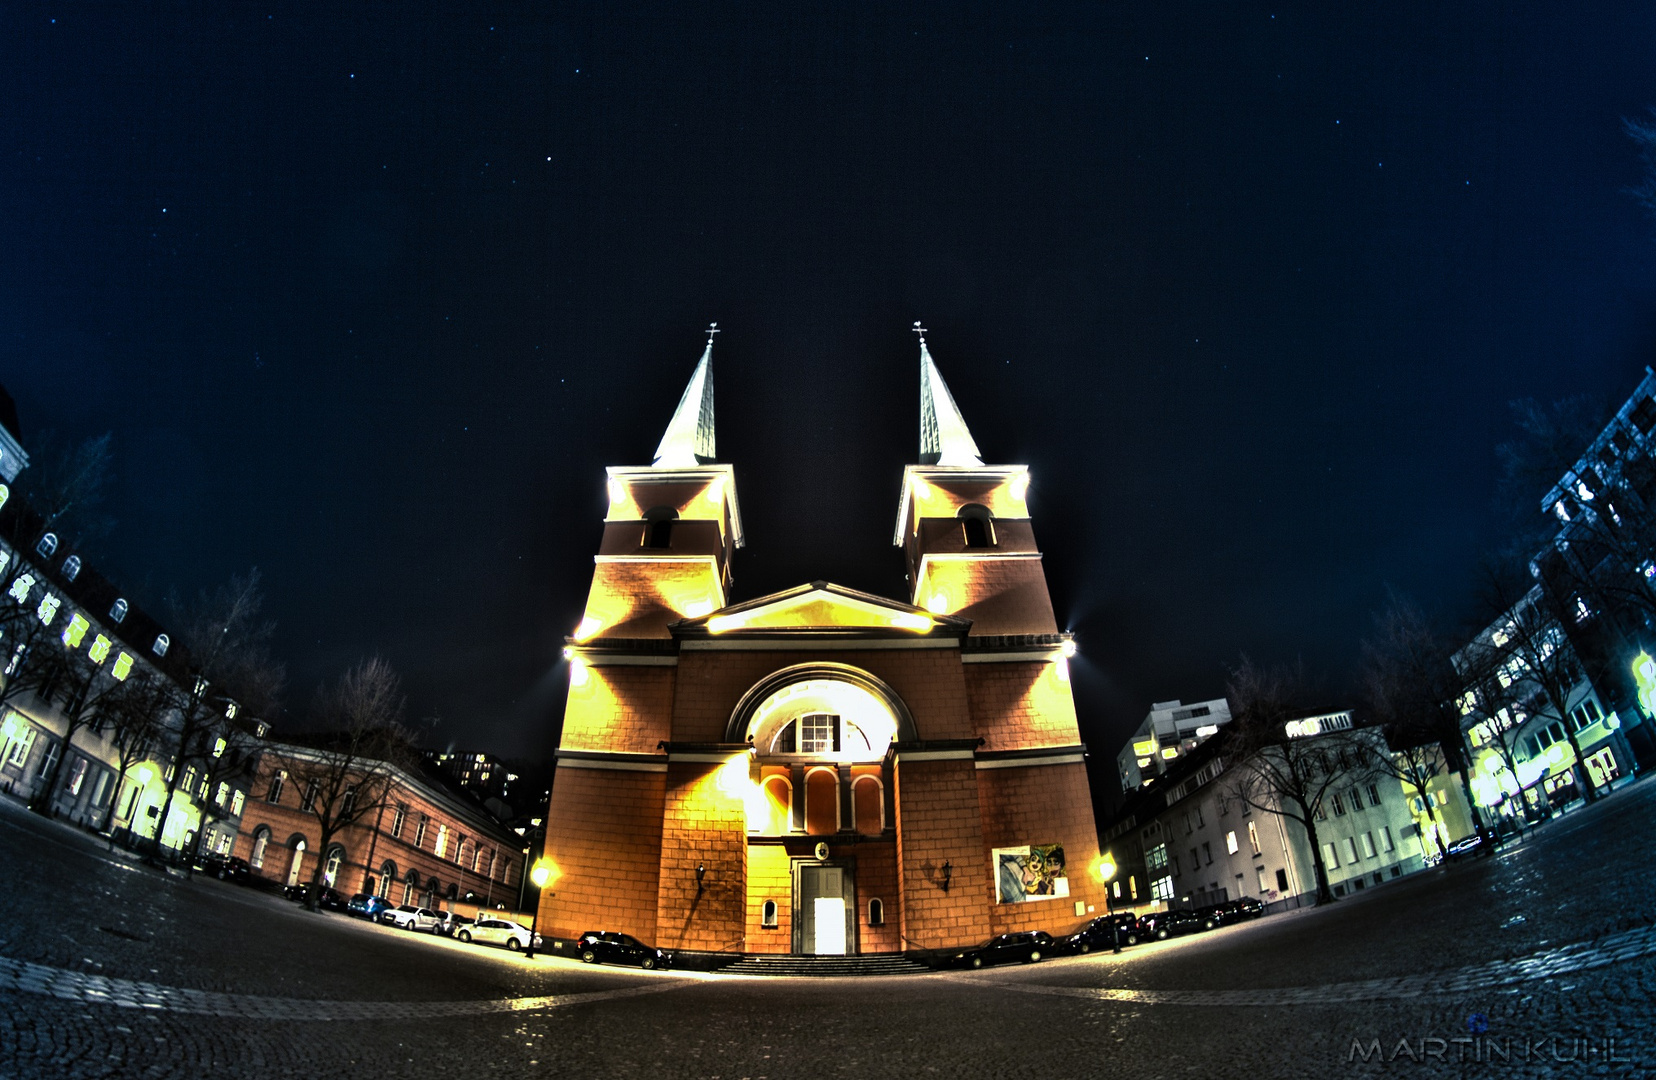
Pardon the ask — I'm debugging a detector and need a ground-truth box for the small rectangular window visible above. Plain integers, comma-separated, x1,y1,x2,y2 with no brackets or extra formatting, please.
1276,868,1289,892
1360,832,1376,859
799,714,839,754
1367,783,1381,805
1341,837,1359,863
1332,794,1346,816
1379,826,1395,852
1247,821,1261,855
1202,841,1212,865
1321,842,1339,869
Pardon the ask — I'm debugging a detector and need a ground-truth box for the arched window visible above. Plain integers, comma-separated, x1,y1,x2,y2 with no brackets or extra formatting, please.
322,844,346,887
445,882,458,900
61,555,81,581
152,634,170,657
958,504,995,548
852,775,883,836
36,533,58,558
761,775,792,835
109,598,128,623
377,860,397,898
403,869,418,906
286,837,308,887
868,898,884,926
250,826,271,869
642,506,677,549
761,899,778,928
804,767,839,835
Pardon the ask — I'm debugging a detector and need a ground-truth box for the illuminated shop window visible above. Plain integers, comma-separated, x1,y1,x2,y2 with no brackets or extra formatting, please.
1150,876,1174,901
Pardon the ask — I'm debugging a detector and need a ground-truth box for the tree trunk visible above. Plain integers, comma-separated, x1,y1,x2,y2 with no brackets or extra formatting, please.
1563,726,1599,803
1300,815,1337,904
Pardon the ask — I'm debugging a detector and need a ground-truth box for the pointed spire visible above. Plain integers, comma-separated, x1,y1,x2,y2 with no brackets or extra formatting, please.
915,323,983,467
652,324,718,467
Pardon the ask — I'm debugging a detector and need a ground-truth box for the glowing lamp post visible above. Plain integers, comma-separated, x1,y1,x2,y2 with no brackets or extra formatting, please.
1096,855,1117,910
526,859,556,959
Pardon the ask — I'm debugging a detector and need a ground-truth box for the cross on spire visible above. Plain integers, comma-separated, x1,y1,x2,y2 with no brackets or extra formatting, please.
706,321,721,347
912,321,927,345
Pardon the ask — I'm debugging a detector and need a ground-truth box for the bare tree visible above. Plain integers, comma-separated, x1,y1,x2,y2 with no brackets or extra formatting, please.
97,670,171,841
272,658,414,911
1359,593,1488,853
1219,657,1381,906
1460,569,1599,808
1626,108,1656,224
150,571,285,859
27,627,127,816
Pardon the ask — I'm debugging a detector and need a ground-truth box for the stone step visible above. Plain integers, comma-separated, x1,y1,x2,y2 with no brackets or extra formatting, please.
720,953,933,977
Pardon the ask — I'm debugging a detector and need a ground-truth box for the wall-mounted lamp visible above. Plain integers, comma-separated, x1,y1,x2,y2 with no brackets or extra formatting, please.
940,860,953,893
695,863,706,891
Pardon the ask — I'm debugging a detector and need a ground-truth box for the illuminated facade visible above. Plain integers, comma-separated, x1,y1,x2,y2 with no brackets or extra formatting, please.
539,332,1110,957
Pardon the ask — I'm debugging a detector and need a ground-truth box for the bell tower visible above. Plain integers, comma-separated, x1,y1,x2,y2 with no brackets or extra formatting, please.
894,328,1057,637
575,327,745,642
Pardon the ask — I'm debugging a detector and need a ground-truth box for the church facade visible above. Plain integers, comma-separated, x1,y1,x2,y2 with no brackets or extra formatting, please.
538,333,1108,957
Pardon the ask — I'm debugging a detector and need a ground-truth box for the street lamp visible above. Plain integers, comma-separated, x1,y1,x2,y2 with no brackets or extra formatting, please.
526,859,556,959
1096,855,1117,911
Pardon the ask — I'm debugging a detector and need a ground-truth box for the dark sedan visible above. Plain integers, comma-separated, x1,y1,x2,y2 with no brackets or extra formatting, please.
194,854,253,883
1062,913,1141,953
575,931,673,969
284,883,350,911
1138,909,1210,940
949,930,1057,969
1216,896,1264,923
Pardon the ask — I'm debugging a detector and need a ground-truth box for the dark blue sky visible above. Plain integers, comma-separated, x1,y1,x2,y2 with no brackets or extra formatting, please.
4,3,1655,775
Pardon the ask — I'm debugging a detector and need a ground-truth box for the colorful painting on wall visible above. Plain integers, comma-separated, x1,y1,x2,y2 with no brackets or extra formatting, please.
993,843,1069,904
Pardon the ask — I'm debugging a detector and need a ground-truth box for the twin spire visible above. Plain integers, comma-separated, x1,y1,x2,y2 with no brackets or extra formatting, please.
649,322,984,469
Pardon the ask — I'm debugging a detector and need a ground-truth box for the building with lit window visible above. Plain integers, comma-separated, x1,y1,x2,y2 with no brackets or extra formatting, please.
1115,697,1233,792
538,332,1111,959
232,743,528,908
0,386,254,855
1100,710,1431,913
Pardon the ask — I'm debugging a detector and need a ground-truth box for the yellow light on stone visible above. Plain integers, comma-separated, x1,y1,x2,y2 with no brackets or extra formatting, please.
1054,657,1071,683
926,591,950,614
892,612,932,632
683,599,713,619
573,616,602,641
1010,471,1031,502
562,646,575,660
607,477,626,506
569,656,589,687
704,480,723,506
912,477,932,499
1060,638,1077,658
530,859,557,889
707,614,738,634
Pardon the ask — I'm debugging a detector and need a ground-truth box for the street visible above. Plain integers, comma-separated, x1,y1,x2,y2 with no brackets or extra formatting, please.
2,783,1653,1080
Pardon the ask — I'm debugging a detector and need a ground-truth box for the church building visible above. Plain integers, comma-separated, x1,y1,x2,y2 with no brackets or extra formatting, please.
540,331,1108,958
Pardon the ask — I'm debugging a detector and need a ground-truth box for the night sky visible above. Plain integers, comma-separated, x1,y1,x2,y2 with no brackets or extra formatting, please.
5,4,1656,792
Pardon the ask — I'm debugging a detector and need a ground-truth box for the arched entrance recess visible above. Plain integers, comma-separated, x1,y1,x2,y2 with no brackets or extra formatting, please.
725,664,913,956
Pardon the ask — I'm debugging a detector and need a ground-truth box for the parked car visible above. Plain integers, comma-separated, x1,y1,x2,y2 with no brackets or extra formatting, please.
380,905,443,932
949,931,1057,969
436,911,474,937
1062,913,1141,953
459,917,545,953
194,854,253,883
574,930,673,968
283,883,350,911
1138,909,1209,940
347,893,392,920
1445,833,1486,862
1216,897,1264,923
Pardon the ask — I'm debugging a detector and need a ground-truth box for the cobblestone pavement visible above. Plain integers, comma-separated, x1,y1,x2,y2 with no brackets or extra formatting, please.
3,781,1655,1079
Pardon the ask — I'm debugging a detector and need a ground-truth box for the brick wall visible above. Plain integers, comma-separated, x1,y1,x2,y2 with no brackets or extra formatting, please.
539,766,666,942
924,558,1058,636
975,760,1108,934
583,561,722,640
892,758,990,950
965,661,1082,750
560,665,676,754
743,843,793,953
655,761,747,952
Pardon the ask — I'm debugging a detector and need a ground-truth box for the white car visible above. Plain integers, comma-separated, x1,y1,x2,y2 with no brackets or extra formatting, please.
458,917,542,952
380,905,443,932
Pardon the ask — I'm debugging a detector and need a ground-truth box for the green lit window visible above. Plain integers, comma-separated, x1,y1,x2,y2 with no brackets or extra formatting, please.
8,573,35,603
111,653,134,681
62,612,89,648
36,594,60,625
89,635,112,664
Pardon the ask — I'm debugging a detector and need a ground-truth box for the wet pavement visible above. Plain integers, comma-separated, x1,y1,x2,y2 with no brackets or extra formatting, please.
1,780,1653,1078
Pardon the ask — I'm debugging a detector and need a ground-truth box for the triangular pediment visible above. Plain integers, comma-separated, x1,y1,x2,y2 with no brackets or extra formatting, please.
677,581,968,636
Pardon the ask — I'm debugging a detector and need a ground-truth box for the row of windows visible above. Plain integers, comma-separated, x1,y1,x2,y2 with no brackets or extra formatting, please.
264,773,502,874
754,770,885,836
1320,826,1396,870
757,897,884,929
1316,783,1383,820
